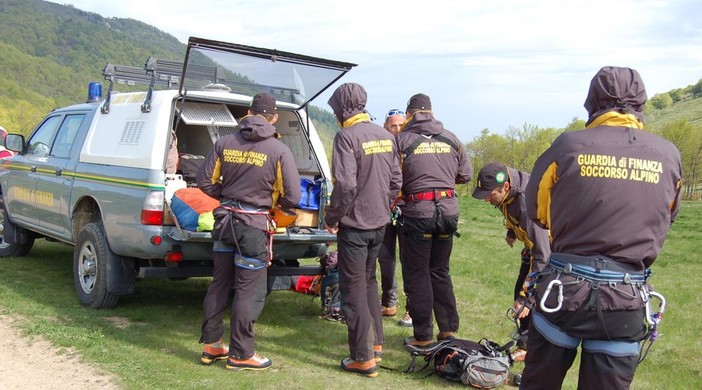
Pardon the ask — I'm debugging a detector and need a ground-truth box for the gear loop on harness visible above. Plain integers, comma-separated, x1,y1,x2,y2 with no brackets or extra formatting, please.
609,281,638,299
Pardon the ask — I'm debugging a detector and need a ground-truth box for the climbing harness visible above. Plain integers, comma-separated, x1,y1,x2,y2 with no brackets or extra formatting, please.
218,202,277,264
533,253,667,363
538,255,648,313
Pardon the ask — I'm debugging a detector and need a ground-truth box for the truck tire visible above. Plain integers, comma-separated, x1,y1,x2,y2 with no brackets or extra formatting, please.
73,223,119,309
0,210,35,257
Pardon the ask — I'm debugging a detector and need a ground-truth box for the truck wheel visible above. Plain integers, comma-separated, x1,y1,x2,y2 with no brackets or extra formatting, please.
0,211,35,257
73,223,119,309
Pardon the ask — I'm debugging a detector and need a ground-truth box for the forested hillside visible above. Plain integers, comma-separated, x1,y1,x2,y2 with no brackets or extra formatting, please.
0,0,339,143
0,0,699,198
0,0,185,131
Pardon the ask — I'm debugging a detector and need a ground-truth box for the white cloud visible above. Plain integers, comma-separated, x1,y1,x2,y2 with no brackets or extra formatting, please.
58,0,702,141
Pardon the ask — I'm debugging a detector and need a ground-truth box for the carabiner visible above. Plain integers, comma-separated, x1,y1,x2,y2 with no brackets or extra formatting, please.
645,290,667,326
506,306,518,322
506,307,521,341
540,279,563,313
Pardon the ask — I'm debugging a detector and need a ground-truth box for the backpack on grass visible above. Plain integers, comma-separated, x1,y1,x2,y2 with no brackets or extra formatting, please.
406,337,513,389
320,269,344,322
318,251,344,322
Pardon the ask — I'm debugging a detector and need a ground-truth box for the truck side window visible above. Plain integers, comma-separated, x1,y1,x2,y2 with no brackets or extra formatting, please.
52,114,85,158
26,116,62,157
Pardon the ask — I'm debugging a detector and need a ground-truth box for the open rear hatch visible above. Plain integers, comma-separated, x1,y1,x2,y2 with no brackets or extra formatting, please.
166,37,356,252
180,37,356,109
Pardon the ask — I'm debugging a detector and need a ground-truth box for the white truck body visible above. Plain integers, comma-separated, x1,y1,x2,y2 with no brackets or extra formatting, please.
0,37,355,308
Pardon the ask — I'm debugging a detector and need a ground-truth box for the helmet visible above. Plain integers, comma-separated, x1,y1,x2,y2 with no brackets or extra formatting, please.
269,207,298,228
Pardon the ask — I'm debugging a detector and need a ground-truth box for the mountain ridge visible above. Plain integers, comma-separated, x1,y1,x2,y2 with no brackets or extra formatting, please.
0,0,700,148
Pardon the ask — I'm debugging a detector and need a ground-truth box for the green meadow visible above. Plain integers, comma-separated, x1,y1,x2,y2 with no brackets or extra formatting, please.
0,199,700,389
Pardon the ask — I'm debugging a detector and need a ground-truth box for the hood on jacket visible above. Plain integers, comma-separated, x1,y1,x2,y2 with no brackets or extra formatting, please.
584,66,647,126
507,168,529,197
327,82,367,124
403,111,444,136
238,115,279,141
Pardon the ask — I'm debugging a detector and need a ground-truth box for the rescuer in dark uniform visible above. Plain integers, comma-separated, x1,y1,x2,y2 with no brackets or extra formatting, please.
521,66,682,389
472,163,551,361
377,108,412,326
197,92,301,371
325,83,402,377
395,93,472,348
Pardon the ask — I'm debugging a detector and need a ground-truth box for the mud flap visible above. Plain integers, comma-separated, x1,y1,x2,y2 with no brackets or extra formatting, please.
106,254,135,295
3,209,28,245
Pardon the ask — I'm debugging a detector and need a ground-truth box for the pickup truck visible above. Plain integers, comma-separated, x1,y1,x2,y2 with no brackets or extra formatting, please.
0,37,353,309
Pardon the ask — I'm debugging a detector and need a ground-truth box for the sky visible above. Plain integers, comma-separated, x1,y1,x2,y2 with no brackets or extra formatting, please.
58,0,702,142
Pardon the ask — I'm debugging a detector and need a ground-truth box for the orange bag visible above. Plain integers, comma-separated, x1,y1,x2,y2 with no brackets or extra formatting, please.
173,188,220,214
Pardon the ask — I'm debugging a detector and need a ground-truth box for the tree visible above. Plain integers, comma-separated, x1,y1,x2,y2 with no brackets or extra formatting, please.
659,120,702,200
503,123,561,172
465,124,561,173
669,88,685,103
693,79,702,97
650,93,674,109
564,117,586,132
465,129,511,173
0,95,56,135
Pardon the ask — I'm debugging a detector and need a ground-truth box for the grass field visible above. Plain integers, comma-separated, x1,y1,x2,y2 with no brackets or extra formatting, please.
0,200,700,389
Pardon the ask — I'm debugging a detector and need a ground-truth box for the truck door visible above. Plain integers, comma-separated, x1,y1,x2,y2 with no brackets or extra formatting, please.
4,115,63,228
34,113,86,236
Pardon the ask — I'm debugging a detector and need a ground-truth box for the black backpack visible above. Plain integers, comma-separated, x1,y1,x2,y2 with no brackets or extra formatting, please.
406,337,513,388
318,251,344,322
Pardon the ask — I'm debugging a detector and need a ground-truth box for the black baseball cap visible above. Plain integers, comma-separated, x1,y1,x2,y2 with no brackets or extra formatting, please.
406,93,432,111
472,163,509,199
250,92,277,114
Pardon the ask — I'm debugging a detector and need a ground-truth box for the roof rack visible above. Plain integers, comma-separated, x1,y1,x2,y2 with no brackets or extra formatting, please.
101,57,209,114
100,56,303,114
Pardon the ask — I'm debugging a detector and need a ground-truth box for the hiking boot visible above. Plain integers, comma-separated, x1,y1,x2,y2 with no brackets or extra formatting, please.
381,305,397,317
511,348,527,362
373,344,383,363
403,336,434,347
437,331,456,341
399,311,413,327
341,357,378,377
200,340,229,365
226,353,272,371
403,336,438,354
